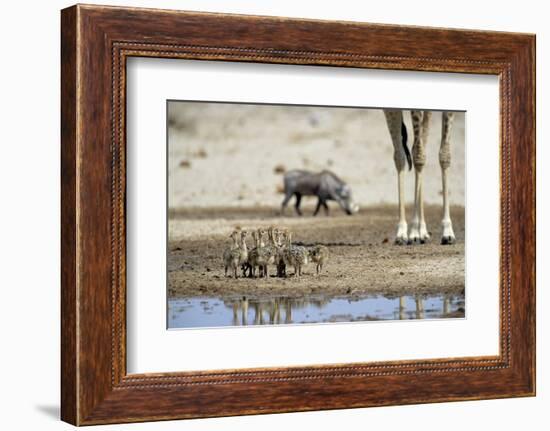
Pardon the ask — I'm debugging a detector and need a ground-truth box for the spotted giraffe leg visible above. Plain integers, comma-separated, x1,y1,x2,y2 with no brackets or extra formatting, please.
383,109,408,245
409,110,431,244
440,112,456,244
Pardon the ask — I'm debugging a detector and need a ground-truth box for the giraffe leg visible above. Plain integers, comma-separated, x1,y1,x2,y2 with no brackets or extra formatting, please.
409,110,431,244
383,110,409,245
440,112,456,245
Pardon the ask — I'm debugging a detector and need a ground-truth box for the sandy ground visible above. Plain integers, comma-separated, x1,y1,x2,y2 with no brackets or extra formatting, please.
168,103,465,209
168,204,465,299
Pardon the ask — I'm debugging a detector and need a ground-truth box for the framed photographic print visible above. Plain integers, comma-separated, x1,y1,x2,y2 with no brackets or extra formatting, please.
61,4,536,425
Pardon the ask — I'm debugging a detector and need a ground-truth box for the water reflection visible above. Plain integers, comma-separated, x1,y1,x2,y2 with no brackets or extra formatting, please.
230,297,332,325
168,293,465,329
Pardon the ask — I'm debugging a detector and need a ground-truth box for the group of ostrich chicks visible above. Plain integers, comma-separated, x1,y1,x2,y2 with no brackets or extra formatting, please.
223,226,329,279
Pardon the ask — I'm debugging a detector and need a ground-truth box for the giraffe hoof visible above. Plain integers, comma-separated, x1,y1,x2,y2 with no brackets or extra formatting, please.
408,236,430,245
395,238,408,246
441,236,456,245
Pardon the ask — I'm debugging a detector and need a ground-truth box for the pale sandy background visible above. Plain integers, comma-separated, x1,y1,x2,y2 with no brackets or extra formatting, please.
168,102,465,210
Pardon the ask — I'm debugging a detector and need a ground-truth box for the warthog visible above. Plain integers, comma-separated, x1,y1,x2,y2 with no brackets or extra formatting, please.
281,169,359,216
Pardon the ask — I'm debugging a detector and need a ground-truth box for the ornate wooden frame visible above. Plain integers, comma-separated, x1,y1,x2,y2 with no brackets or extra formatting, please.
61,4,535,425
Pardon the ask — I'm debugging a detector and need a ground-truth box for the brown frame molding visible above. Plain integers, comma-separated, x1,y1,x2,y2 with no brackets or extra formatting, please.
61,4,535,425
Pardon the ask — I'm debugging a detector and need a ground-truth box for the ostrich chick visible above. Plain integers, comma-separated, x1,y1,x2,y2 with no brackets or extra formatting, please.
282,230,309,278
223,230,241,278
308,245,329,275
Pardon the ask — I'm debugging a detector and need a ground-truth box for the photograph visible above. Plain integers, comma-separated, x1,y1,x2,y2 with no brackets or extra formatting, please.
167,101,466,329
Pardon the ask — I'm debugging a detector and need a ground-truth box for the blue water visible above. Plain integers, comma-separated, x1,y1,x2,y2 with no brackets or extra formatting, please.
168,294,465,329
